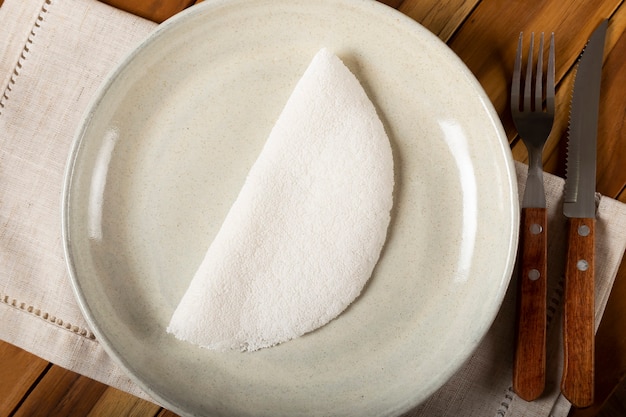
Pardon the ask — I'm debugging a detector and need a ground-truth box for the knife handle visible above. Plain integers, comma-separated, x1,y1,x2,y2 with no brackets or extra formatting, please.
561,217,595,408
513,207,547,401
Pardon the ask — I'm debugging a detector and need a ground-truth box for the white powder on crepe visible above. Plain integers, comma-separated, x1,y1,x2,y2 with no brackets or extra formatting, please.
167,48,394,351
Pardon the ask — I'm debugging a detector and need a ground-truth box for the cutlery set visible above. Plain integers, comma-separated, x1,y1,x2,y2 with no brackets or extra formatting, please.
511,21,608,407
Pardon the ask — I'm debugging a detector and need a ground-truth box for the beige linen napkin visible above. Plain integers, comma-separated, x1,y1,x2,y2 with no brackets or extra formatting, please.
1,0,625,415
0,0,156,401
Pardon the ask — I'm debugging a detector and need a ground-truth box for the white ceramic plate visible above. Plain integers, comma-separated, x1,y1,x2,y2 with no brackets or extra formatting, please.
63,1,519,416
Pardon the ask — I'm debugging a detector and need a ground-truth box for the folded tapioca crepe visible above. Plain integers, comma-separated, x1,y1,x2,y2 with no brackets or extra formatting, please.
167,48,394,351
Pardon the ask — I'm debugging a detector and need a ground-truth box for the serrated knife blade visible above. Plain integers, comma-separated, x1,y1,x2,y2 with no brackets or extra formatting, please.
564,20,607,218
561,19,607,409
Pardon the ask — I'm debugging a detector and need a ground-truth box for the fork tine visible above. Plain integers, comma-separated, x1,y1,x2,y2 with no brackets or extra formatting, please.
546,33,556,113
523,33,534,112
511,32,523,113
534,33,544,112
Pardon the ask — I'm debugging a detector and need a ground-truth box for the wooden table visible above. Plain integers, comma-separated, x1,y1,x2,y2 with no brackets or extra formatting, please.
1,0,625,416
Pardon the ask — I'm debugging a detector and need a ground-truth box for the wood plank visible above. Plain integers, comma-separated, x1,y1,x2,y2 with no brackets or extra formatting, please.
449,0,621,145
86,386,162,417
157,409,181,417
98,0,195,23
12,365,108,417
0,341,50,416
596,14,626,198
598,378,626,417
512,5,626,190
378,0,404,9
480,2,626,177
0,342,168,417
398,0,479,40
541,7,626,193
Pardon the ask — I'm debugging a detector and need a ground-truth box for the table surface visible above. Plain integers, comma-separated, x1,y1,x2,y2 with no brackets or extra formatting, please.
1,0,625,416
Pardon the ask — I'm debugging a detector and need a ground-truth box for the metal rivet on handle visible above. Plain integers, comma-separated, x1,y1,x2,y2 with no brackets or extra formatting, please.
530,223,543,235
577,259,589,271
528,269,541,281
578,224,590,236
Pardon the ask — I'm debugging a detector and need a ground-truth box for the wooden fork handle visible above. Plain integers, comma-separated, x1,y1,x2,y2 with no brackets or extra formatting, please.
561,217,595,408
513,207,547,401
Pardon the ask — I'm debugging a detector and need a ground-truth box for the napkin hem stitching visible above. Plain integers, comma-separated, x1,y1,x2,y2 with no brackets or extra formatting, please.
1,294,96,340
546,278,565,329
0,0,52,116
495,386,515,416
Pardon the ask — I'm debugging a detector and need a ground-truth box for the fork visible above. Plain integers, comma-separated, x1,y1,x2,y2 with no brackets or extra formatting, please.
510,32,555,402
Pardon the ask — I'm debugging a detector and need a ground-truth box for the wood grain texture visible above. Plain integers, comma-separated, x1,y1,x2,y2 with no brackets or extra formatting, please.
597,378,626,417
562,218,596,408
377,0,404,9
0,341,50,416
85,387,161,417
1,0,626,416
571,252,626,417
98,0,195,23
596,15,626,198
157,409,182,417
398,0,479,40
518,8,626,187
11,365,109,417
569,189,626,417
513,207,548,401
450,0,621,147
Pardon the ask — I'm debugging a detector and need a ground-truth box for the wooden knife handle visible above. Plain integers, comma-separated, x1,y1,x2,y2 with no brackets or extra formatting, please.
513,207,547,401
561,217,595,408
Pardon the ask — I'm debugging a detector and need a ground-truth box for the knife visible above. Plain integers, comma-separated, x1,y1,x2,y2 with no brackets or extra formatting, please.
561,19,607,408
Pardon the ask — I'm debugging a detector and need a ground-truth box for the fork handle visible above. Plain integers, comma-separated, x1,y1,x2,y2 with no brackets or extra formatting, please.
513,207,547,401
